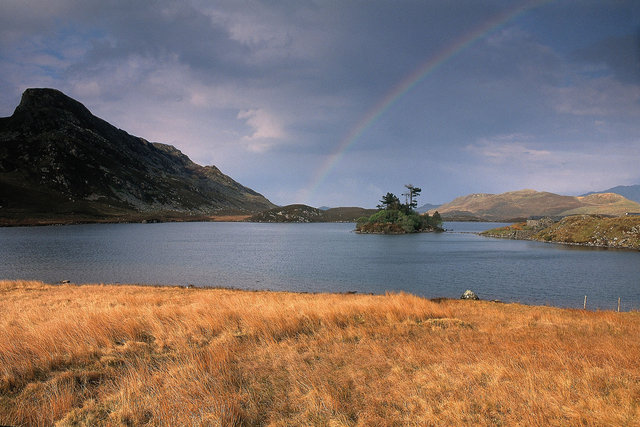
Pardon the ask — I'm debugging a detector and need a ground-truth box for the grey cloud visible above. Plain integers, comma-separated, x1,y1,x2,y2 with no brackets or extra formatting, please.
575,33,640,83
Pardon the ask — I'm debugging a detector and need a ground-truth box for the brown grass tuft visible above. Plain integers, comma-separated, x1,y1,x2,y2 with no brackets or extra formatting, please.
1,280,639,425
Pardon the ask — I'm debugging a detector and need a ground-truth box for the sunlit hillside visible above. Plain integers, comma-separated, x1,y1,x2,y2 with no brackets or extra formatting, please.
562,193,640,216
433,190,640,221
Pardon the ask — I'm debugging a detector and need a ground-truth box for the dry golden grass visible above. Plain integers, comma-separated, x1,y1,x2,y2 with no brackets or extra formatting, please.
1,280,639,426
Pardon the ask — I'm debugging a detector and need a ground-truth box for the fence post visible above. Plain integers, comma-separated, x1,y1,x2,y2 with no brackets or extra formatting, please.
618,297,621,312
583,295,587,310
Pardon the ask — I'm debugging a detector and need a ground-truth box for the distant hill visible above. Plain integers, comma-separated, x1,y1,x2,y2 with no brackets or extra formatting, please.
432,189,640,222
321,207,377,222
416,203,441,214
247,205,376,223
563,193,640,216
0,88,275,225
581,185,640,204
247,205,323,223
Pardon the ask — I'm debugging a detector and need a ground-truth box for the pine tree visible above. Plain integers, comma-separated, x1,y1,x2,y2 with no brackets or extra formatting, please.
377,192,400,210
404,184,422,210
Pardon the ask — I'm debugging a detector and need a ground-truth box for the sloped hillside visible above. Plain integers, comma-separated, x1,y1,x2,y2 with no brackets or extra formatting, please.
561,193,640,216
433,189,640,221
0,88,275,224
581,184,640,203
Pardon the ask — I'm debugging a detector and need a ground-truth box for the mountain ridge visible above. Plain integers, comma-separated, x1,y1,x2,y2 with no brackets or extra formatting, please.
416,202,441,214
580,184,640,204
431,189,640,222
0,88,275,224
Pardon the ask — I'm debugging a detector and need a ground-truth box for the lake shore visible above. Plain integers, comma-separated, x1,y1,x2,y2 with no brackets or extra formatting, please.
480,215,640,251
2,280,639,426
0,214,253,227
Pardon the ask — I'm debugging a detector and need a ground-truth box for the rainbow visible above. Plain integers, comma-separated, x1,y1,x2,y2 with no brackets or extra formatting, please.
304,0,551,202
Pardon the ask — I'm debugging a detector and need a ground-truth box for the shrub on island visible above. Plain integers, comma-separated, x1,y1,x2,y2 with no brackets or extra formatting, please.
356,186,443,234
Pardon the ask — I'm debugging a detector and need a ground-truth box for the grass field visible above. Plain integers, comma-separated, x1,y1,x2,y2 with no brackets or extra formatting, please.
1,280,639,426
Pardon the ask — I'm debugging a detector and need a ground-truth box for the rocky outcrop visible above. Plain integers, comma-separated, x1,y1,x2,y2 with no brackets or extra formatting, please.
481,215,640,250
481,218,555,240
461,290,480,300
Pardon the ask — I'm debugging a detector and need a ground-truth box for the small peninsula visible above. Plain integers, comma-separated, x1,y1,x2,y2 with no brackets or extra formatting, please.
356,186,444,234
481,214,640,250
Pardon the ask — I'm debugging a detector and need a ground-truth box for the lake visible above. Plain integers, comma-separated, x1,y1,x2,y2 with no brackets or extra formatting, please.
1,221,639,310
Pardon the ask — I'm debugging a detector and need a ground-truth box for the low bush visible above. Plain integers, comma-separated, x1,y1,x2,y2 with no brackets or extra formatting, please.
355,209,441,233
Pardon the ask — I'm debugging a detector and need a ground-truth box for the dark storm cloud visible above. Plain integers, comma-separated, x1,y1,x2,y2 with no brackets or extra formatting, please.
1,0,639,207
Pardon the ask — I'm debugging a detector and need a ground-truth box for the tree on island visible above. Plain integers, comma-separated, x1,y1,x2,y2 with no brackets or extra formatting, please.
377,192,401,210
403,184,422,210
432,210,442,226
356,185,443,234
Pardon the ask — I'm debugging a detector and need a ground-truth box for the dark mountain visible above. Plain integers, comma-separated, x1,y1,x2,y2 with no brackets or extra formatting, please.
0,88,275,224
581,185,640,204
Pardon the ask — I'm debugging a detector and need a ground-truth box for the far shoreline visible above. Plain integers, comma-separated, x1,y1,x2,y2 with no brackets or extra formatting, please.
0,214,251,227
0,216,513,228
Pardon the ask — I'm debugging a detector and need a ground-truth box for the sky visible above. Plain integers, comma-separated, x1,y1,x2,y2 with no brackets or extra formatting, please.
1,0,639,208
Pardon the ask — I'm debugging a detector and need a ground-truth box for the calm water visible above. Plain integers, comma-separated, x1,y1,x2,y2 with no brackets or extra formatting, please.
1,221,639,310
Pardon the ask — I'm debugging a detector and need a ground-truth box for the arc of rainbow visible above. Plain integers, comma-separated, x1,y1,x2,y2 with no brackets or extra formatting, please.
303,0,550,203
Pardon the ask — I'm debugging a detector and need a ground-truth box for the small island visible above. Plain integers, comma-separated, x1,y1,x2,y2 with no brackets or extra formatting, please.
356,185,444,234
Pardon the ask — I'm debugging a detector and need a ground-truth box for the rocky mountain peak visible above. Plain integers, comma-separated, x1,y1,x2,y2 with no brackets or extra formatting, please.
14,88,93,119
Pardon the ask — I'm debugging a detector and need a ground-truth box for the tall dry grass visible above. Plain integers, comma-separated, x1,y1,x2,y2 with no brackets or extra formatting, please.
1,280,639,426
